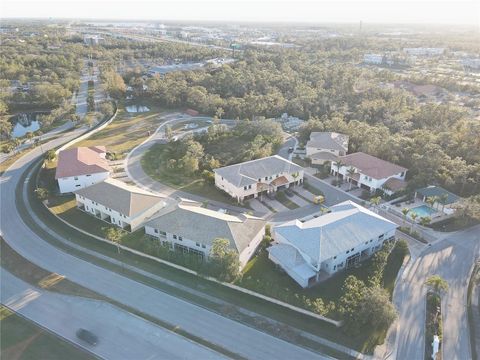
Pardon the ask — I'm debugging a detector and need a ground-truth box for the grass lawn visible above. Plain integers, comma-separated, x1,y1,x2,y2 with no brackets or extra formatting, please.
142,143,242,205
292,157,309,167
73,104,168,157
1,310,93,360
303,181,324,196
428,217,479,232
275,191,299,210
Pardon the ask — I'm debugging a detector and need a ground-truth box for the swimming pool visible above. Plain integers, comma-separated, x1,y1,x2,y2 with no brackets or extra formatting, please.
409,205,436,218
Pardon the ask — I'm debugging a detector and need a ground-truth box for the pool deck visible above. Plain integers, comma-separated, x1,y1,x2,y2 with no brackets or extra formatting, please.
389,199,451,223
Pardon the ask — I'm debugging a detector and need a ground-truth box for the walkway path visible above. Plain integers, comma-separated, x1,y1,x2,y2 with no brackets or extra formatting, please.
1,269,225,360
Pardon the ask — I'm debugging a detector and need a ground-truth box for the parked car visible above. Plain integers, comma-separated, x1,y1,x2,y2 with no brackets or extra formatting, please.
76,329,98,345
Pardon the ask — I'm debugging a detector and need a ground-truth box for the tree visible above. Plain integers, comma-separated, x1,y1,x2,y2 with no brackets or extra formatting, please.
370,196,382,213
401,208,410,225
103,227,126,254
426,196,438,210
438,193,449,212
453,195,480,223
356,287,397,330
347,167,356,190
410,212,418,226
165,125,173,141
0,119,12,139
209,238,241,282
334,160,344,180
26,131,34,142
34,187,49,201
425,275,448,294
44,149,56,162
102,69,127,99
419,216,431,227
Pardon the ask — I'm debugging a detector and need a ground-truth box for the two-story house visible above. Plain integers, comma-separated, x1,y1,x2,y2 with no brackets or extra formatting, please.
55,146,111,194
331,152,408,195
214,155,304,203
305,132,349,165
74,178,167,231
145,200,266,268
268,201,398,288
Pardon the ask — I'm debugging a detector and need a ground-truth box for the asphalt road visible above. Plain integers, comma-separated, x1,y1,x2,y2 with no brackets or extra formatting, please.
1,129,329,359
1,269,226,360
394,224,480,360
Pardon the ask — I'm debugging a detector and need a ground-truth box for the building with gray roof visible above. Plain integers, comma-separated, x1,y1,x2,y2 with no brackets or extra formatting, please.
305,132,349,165
214,155,304,202
145,200,266,267
269,201,397,288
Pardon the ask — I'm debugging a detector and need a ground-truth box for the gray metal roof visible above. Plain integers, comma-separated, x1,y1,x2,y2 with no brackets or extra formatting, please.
416,186,461,205
273,201,397,263
145,203,266,253
307,132,349,152
75,178,166,217
214,155,303,188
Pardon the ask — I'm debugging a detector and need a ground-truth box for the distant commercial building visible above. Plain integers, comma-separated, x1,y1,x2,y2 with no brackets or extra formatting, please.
463,59,480,71
83,35,104,46
363,54,384,65
269,201,397,288
275,113,304,131
55,146,111,194
403,48,445,56
214,155,304,202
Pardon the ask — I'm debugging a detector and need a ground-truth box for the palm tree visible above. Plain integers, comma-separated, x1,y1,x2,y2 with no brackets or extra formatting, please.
425,275,448,295
410,212,418,231
426,196,438,210
334,160,344,180
439,193,449,212
370,196,381,213
347,167,356,190
401,208,410,225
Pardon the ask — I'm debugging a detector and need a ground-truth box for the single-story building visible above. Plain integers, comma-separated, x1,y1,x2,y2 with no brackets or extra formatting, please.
269,201,397,288
305,132,349,165
145,200,266,268
214,155,304,202
55,146,111,194
414,185,461,215
331,152,407,195
75,178,167,231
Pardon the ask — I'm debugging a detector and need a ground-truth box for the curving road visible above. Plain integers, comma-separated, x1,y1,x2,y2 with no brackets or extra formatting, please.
393,224,480,360
0,120,330,359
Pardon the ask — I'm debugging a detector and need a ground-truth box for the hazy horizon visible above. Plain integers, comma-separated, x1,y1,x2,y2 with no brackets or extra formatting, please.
1,0,479,26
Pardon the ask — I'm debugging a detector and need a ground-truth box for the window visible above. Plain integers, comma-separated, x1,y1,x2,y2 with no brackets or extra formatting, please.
248,185,252,189
351,248,354,251
196,242,200,247
379,234,384,239
346,250,350,254
333,256,337,259
179,236,183,241
370,239,373,243
74,176,78,180
333,265,336,271
173,235,177,240
244,186,247,190
201,244,206,248
86,174,91,177
75,184,80,187
365,241,368,244
265,176,268,180
154,229,159,234
159,231,167,237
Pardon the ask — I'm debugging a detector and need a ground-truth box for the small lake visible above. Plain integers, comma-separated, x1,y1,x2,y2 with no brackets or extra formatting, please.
10,112,45,138
125,105,150,113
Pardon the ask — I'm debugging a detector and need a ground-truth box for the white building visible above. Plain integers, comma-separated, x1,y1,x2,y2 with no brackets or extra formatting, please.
269,201,397,288
214,155,304,202
363,54,384,65
305,132,349,165
331,152,407,195
145,200,266,267
83,35,104,46
55,146,111,194
75,178,167,231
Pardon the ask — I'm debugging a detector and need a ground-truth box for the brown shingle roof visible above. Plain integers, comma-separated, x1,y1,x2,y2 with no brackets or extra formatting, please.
338,152,407,179
55,147,111,179
383,177,407,192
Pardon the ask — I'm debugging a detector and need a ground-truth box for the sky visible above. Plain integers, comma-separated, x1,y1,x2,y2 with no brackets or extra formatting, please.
1,0,479,25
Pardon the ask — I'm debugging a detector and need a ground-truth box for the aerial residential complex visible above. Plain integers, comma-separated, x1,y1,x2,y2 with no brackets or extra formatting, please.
331,152,408,194
145,200,266,266
55,146,111,193
305,131,349,165
269,201,398,288
214,155,304,202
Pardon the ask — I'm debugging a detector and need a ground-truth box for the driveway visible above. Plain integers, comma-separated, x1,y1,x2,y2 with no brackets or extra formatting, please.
1,137,330,360
262,197,290,212
1,269,225,360
304,174,362,207
249,198,272,215
392,225,480,360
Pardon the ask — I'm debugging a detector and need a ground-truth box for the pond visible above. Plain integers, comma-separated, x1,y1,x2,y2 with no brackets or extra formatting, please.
125,104,150,113
10,112,45,138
